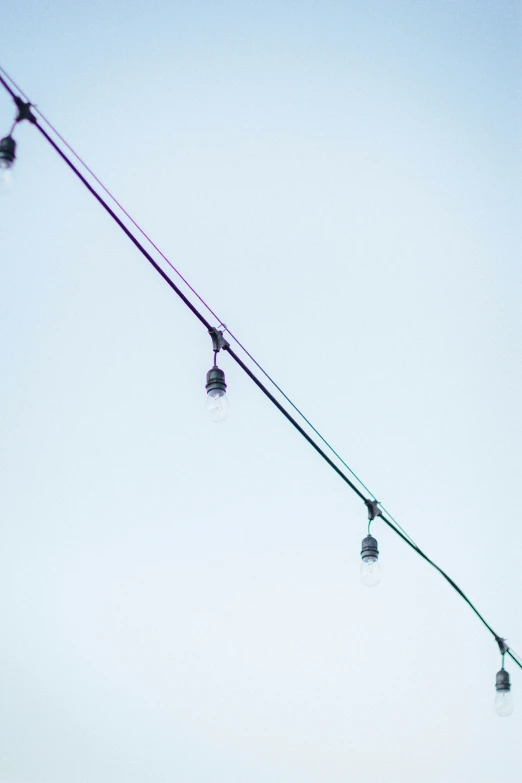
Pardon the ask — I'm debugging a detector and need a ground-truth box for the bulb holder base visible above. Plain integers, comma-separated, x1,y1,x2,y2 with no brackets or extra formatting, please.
496,637,509,656
496,668,511,693
208,326,230,353
14,96,37,125
206,366,227,395
361,534,379,561
365,499,382,521
0,136,16,165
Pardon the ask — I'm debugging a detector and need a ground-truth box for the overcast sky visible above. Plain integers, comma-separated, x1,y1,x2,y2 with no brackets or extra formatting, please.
0,1,521,781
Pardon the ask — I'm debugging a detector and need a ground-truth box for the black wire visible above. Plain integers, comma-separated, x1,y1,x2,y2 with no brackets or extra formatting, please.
0,81,366,504
378,512,515,649
0,64,417,547
37,126,213,332
225,346,367,501
0,74,210,334
0,66,224,322
225,330,417,544
1,72,520,672
0,71,366,503
0,71,16,100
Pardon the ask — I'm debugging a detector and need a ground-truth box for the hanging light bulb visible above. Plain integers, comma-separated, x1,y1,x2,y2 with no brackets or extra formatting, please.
494,639,513,717
0,98,36,193
495,668,513,717
205,327,230,423
0,135,16,191
360,533,381,587
205,365,229,423
0,135,16,167
360,499,381,587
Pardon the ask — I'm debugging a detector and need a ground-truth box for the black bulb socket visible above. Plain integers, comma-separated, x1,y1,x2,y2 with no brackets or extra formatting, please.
206,366,227,395
361,534,379,561
496,668,511,693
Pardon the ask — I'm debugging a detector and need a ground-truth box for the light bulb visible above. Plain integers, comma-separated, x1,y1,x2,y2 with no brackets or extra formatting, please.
0,160,14,193
495,691,513,717
495,668,513,717
360,557,381,587
360,534,381,587
205,365,229,423
205,387,230,423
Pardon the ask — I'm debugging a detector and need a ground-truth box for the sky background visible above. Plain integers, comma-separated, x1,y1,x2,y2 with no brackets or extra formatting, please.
0,1,521,781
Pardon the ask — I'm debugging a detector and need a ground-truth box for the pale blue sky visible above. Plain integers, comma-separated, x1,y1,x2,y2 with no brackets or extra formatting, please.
0,2,521,781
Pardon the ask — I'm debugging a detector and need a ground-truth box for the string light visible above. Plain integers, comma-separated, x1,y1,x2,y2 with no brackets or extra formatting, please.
0,69,519,717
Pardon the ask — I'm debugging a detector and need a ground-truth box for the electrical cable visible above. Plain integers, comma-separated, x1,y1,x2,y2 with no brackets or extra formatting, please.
2,66,418,547
0,63,416,547
507,648,522,668
0,70,520,671
0,72,213,332
0,71,366,504
225,345,367,501
378,512,516,655
0,66,224,325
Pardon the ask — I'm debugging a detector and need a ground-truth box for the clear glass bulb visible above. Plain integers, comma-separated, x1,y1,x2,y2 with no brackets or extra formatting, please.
495,691,513,717
360,556,381,587
0,160,14,193
205,388,230,423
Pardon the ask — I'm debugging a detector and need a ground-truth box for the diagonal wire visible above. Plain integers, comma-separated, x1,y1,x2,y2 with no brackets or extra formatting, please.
507,648,522,668
1,68,520,672
0,63,416,547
